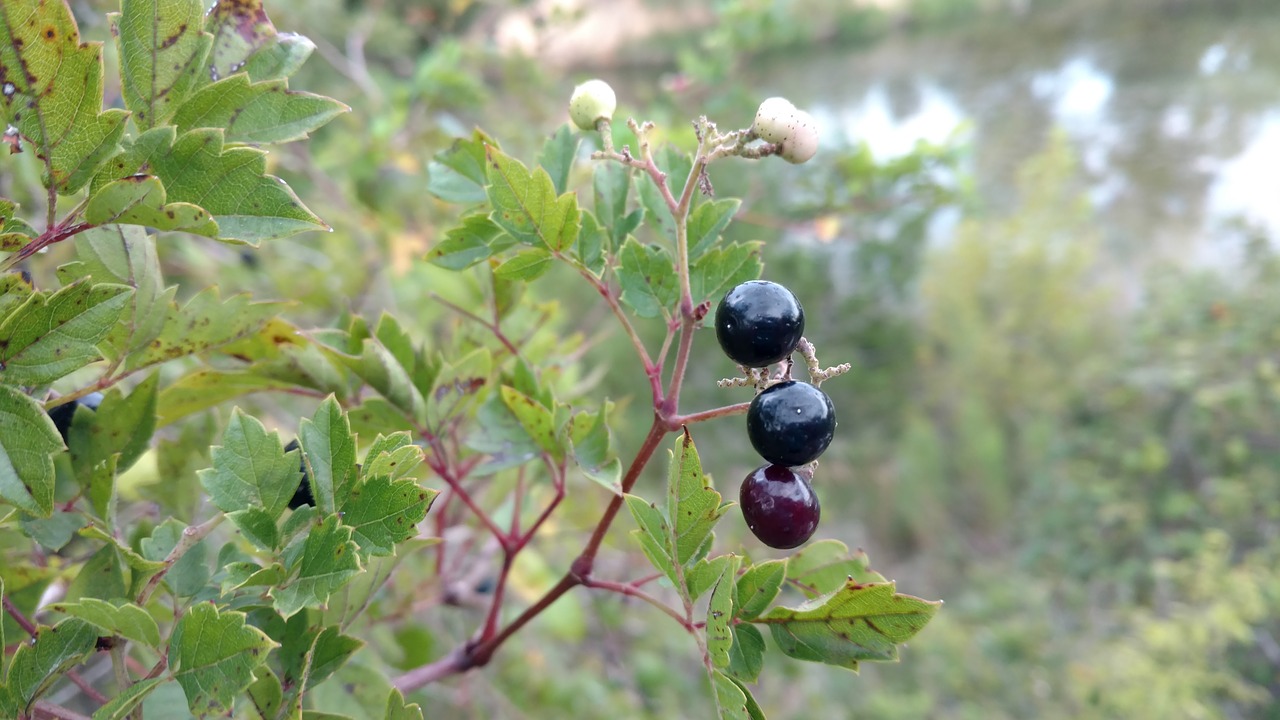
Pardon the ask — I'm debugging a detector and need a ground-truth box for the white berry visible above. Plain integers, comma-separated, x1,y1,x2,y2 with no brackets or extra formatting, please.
752,97,796,143
779,110,818,164
569,79,617,131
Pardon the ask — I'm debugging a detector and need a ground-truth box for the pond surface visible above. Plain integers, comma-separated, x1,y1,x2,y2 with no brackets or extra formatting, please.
749,1,1280,273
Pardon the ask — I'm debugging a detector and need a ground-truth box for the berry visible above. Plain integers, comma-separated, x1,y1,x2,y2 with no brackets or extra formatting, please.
739,464,820,549
569,79,617,131
752,97,796,143
747,381,836,467
48,392,103,443
284,438,314,509
779,110,818,164
715,280,805,368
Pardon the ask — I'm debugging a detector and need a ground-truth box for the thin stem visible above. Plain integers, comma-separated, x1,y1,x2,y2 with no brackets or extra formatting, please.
136,514,224,606
109,644,132,703
1,221,94,273
430,291,520,356
565,258,662,404
32,702,91,720
430,457,510,552
669,402,752,427
583,578,692,631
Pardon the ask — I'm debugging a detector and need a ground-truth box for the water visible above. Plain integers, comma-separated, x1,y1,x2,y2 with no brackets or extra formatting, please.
750,2,1280,271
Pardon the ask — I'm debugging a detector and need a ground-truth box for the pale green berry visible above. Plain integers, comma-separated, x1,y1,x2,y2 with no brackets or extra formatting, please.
752,97,797,143
779,110,818,164
569,79,617,131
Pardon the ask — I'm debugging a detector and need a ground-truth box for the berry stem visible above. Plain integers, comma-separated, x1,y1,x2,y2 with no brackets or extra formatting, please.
669,401,752,427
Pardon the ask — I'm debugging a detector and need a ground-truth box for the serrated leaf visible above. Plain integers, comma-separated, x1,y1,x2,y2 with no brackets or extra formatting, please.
426,131,494,204
279,616,363,697
124,286,285,371
170,603,276,718
1,618,98,715
205,0,279,81
754,581,940,670
624,494,676,583
616,237,677,319
499,386,559,459
48,598,161,648
0,199,37,257
493,247,554,281
272,514,361,618
0,1,128,193
228,506,280,551
91,676,164,720
68,371,158,479
485,145,580,251
114,0,212,130
690,241,763,306
573,209,608,277
361,434,423,481
173,73,347,144
566,405,621,493
0,386,61,517
384,688,424,720
240,31,315,82
341,476,435,556
535,124,578,195
592,162,639,248
726,624,765,683
686,555,732,602
85,176,217,236
140,519,211,599
329,338,427,426
93,126,324,243
709,670,752,720
199,408,300,518
425,214,509,270
785,540,886,598
58,225,175,361
687,198,742,260
707,556,739,668
299,396,358,515
0,280,132,385
426,347,489,429
735,560,785,621
668,430,729,566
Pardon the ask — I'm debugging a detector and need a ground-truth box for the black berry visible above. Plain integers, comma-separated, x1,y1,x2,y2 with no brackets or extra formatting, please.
746,381,836,467
739,464,820,549
47,392,104,443
715,280,805,368
284,438,314,509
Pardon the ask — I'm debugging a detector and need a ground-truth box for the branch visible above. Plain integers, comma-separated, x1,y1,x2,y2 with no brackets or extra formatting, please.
136,514,224,606
583,578,692,631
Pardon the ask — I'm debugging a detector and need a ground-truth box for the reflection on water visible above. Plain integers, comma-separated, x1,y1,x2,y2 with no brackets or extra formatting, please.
752,2,1280,270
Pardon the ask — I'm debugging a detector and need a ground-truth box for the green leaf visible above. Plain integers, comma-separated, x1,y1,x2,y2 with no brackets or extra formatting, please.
361,434,424,481
565,406,621,493
592,162,640,248
425,214,508,271
199,408,301,518
205,0,282,83
240,32,315,82
124,287,285,372
754,581,941,670
19,510,87,551
114,0,212,130
499,386,559,459
426,347,490,429
246,667,283,720
689,241,763,306
173,74,347,144
0,1,128,193
140,518,211,598
685,555,733,602
709,670,752,720
616,237,677,319
573,210,608,277
64,544,126,603
157,369,294,426
494,248,554,281
785,540,886,598
341,476,436,556
536,124,579,195
485,145,581,252
330,338,427,426
299,396,358,515
58,225,175,361
0,385,61,517
624,494,675,583
426,131,494,204
725,624,765,683
0,577,6,674
726,675,766,720
384,688,424,720
735,560,785,621
0,272,35,317
227,506,280,551
279,616,363,695
68,371,159,479
707,556,739,668
0,199,38,256
667,430,729,566
48,598,161,648
85,176,218,236
94,126,325,243
465,394,541,475
91,676,165,720
0,280,132,385
1,618,98,715
170,603,276,718
272,514,361,618
687,198,742,260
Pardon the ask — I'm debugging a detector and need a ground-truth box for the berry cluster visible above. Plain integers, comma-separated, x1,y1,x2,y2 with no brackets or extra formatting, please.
715,280,837,549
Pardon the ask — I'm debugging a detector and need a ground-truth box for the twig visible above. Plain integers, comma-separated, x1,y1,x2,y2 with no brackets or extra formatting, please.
583,578,692,631
32,701,91,720
136,514,224,606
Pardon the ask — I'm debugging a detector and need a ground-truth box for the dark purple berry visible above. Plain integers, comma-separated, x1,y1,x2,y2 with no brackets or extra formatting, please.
284,438,314,509
747,381,836,467
47,392,103,443
739,464,820,549
715,280,805,368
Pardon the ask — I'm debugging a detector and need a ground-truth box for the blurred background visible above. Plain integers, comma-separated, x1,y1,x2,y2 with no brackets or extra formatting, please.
19,0,1280,716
